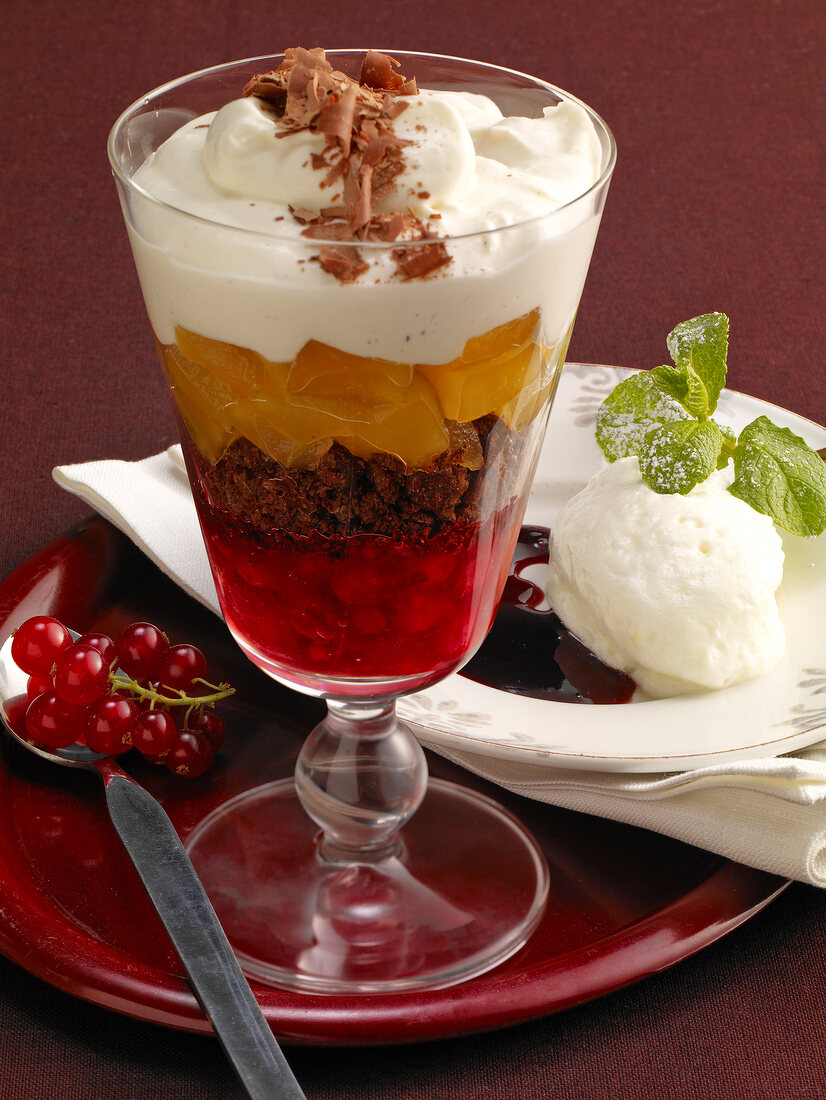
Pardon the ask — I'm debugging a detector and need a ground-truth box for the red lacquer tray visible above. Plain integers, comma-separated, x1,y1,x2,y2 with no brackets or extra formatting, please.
0,517,789,1045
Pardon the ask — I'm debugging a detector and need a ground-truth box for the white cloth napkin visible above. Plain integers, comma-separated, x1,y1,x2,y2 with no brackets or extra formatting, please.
53,447,826,887
54,447,221,618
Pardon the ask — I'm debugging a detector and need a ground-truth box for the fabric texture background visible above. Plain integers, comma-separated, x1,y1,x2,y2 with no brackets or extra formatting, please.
1,1,824,1096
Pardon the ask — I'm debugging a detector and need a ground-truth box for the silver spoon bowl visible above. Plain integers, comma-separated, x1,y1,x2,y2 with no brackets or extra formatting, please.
0,630,305,1100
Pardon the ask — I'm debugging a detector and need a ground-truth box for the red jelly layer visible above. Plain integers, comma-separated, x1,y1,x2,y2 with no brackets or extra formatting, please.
195,497,521,693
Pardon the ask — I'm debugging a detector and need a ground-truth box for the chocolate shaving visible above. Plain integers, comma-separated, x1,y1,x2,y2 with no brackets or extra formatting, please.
364,212,406,242
371,145,406,202
315,82,357,155
358,119,402,167
317,246,369,282
383,97,412,120
288,206,319,224
300,219,352,241
392,241,452,280
244,48,448,281
346,164,373,233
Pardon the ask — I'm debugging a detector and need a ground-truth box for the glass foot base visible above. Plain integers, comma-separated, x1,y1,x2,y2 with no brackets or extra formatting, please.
185,778,549,994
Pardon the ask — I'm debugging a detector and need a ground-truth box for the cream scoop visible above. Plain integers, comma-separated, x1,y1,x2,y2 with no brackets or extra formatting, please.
546,458,787,697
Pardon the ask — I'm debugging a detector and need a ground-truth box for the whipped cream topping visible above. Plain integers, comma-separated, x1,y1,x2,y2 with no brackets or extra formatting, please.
546,458,787,698
198,90,602,232
124,53,611,364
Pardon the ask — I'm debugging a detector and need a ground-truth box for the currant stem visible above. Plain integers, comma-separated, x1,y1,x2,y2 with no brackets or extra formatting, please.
108,672,235,710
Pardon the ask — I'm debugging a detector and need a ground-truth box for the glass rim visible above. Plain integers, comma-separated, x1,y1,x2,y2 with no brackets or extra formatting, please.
107,48,617,249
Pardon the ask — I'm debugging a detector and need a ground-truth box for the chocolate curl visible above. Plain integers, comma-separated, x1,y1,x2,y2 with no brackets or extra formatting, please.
360,50,407,91
242,72,287,110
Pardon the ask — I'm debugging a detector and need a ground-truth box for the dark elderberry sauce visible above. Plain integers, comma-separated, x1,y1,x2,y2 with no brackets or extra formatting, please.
461,526,636,704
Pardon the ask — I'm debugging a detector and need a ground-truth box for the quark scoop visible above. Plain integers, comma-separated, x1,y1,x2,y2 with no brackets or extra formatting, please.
546,458,787,698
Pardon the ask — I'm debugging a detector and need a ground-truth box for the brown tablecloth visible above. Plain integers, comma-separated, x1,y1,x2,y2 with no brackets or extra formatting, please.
1,1,825,1096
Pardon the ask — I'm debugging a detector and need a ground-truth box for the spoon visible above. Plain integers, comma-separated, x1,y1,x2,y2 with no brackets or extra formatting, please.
0,631,306,1100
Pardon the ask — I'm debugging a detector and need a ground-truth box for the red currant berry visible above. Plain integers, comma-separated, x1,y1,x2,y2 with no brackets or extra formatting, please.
115,622,169,679
131,710,178,757
155,644,208,691
166,730,214,778
77,631,117,669
27,673,54,701
85,693,141,755
53,644,111,706
11,616,72,676
25,692,88,749
187,709,225,753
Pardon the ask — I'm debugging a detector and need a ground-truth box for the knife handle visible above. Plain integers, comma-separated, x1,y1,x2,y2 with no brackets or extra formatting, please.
103,771,306,1100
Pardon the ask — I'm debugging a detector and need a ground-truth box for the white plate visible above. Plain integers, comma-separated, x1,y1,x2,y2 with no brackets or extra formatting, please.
399,363,826,773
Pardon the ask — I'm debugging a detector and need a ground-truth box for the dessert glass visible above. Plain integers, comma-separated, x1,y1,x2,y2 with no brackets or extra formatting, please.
109,51,615,993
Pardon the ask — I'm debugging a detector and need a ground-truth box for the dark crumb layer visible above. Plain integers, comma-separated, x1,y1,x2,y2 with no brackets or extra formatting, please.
201,414,519,538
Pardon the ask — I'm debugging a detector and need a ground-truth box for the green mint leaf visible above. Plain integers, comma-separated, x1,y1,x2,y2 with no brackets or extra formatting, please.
728,416,826,536
650,363,710,420
666,312,728,415
594,312,826,538
638,419,725,495
596,371,690,462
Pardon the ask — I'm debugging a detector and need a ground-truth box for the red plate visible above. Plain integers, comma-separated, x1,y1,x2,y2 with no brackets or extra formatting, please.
0,517,789,1045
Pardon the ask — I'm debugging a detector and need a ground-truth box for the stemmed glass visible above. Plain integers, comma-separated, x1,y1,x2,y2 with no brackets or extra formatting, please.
108,50,615,993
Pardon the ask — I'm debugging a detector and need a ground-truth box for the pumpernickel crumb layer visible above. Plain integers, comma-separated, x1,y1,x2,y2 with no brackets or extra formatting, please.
201,414,521,539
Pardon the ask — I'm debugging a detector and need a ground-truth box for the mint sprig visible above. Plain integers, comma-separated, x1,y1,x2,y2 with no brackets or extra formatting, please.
665,311,728,415
595,312,826,537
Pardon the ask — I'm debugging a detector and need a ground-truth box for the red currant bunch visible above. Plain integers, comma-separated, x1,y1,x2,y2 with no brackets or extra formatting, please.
11,615,233,778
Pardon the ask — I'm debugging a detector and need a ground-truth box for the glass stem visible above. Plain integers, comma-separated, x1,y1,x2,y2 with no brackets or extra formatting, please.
294,698,429,864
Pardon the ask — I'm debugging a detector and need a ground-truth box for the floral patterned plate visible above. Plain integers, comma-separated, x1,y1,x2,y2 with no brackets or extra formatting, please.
399,365,826,773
